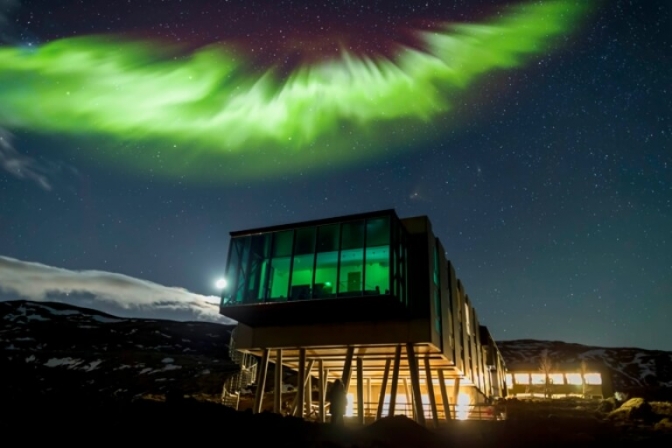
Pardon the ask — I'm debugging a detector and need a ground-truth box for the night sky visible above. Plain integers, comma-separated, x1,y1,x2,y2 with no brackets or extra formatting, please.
1,0,670,351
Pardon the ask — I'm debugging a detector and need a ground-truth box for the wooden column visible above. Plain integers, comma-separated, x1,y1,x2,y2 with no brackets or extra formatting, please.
377,359,391,420
357,357,364,425
253,349,270,414
403,378,413,419
438,370,452,421
406,343,425,425
388,345,402,416
274,349,283,413
306,374,312,418
424,357,439,427
366,377,371,419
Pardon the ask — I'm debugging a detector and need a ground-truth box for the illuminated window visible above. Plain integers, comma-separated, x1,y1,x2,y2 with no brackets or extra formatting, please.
531,373,545,385
514,373,530,385
549,373,564,384
565,373,582,385
584,373,602,385
505,373,513,388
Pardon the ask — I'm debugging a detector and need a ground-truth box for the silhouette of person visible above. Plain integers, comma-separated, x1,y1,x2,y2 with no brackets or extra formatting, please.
327,379,347,426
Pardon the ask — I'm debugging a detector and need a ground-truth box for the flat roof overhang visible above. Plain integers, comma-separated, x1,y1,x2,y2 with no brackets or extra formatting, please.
220,294,408,327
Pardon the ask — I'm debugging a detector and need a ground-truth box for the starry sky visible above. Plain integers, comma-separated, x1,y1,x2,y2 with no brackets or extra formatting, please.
0,0,670,351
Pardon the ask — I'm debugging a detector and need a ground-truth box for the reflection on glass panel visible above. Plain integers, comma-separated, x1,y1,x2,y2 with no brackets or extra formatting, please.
314,251,337,298
245,234,272,302
234,237,251,303
364,246,389,294
295,227,316,255
273,230,293,257
584,373,602,385
339,248,363,296
531,373,545,385
366,217,390,247
514,373,530,385
269,257,291,301
341,221,364,250
549,373,564,384
317,224,340,252
565,373,582,385
290,253,314,300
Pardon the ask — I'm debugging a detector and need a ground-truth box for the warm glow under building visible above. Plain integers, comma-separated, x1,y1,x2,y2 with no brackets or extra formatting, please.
505,361,612,399
219,210,507,425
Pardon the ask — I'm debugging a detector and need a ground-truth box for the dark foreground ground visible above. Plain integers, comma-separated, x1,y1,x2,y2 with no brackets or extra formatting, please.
4,395,672,447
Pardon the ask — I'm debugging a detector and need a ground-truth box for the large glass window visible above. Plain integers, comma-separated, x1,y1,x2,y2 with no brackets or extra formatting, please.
269,230,293,301
314,224,339,298
290,227,316,301
365,217,390,294
339,221,364,296
222,213,403,306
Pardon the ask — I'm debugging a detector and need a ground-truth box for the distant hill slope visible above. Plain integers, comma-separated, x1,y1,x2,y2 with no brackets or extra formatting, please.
0,300,237,400
498,339,672,394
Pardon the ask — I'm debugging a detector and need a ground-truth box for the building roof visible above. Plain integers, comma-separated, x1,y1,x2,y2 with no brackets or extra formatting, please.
229,209,401,237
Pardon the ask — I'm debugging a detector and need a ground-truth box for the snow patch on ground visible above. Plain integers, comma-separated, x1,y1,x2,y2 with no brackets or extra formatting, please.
44,357,83,368
162,357,174,364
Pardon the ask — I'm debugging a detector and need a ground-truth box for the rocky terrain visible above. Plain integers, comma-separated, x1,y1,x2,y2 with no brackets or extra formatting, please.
0,300,237,402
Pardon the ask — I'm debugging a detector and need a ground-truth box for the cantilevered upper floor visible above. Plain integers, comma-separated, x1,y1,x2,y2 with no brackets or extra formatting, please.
220,210,409,326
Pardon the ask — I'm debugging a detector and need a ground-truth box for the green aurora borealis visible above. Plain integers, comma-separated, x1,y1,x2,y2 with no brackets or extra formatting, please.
0,0,592,180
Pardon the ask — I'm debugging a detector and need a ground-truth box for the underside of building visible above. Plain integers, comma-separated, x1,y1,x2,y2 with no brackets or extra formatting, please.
219,210,507,425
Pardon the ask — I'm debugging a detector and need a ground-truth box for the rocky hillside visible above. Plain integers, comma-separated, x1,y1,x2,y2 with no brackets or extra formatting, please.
0,300,237,401
498,339,672,395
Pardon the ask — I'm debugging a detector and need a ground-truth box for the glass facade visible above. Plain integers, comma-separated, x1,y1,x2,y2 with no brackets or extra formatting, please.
222,214,408,306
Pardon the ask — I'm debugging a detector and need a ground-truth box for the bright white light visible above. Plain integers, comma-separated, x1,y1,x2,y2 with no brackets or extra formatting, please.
215,278,228,289
456,393,471,420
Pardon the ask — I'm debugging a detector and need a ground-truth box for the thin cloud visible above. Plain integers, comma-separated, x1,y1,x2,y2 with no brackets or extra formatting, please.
0,129,53,190
0,255,235,324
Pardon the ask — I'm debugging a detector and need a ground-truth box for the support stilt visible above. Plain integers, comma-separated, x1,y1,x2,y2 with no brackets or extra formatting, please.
403,377,413,419
253,349,270,414
438,370,452,421
377,358,391,420
452,377,461,419
342,346,355,390
274,349,283,413
296,348,306,418
388,345,402,416
357,357,364,425
406,343,425,425
292,359,315,417
424,357,439,427
318,360,326,423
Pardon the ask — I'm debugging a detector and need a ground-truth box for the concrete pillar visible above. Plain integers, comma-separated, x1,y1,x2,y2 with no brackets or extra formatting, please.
318,360,326,423
377,358,391,420
388,345,402,416
274,349,283,413
406,343,425,425
437,369,451,421
253,349,270,414
357,357,364,424
424,357,439,427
